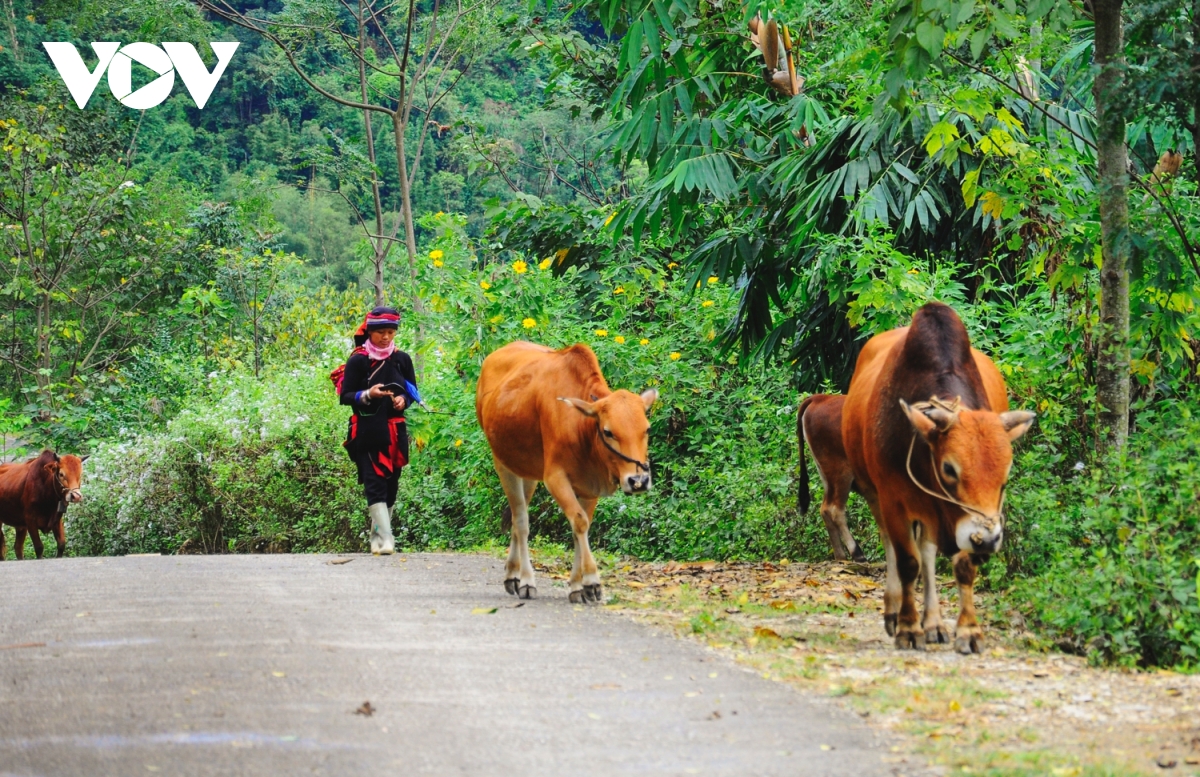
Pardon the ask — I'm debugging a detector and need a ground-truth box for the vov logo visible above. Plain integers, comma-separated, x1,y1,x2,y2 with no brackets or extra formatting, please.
42,42,239,110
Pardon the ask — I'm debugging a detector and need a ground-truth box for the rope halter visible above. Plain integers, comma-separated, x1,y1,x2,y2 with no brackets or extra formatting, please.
902,396,1002,525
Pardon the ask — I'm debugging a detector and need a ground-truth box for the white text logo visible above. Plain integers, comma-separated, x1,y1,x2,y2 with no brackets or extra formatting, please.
42,42,240,110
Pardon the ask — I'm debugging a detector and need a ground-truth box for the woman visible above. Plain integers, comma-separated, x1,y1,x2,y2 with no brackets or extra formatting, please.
339,306,418,555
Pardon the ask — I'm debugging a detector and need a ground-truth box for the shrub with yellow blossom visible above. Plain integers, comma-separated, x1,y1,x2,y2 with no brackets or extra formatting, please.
511,260,528,274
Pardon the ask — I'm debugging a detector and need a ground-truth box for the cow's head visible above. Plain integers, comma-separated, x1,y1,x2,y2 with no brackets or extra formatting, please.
44,453,86,504
560,389,658,494
900,398,1034,555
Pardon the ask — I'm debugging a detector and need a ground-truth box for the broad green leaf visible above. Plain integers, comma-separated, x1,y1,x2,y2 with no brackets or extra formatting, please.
915,22,945,57
970,25,990,60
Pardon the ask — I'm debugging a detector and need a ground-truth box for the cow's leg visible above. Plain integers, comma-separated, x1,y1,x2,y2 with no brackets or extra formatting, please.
27,526,45,559
919,530,949,644
952,550,984,654
0,526,7,560
823,471,865,562
890,519,924,650
53,519,66,559
495,465,537,599
573,497,602,603
14,527,25,560
542,471,601,604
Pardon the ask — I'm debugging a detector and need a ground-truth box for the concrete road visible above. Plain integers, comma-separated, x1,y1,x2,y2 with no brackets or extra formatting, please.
0,553,906,776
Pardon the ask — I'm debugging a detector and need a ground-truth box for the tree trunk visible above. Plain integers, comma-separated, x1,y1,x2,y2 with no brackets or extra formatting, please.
359,2,388,307
1092,0,1131,448
1192,0,1200,184
392,112,419,263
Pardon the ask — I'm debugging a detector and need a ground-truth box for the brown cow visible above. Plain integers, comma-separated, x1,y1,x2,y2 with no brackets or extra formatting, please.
842,303,1034,653
477,342,657,603
797,394,866,562
0,450,86,560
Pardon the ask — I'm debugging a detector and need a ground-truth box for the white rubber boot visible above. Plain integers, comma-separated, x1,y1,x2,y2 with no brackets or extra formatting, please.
369,502,394,555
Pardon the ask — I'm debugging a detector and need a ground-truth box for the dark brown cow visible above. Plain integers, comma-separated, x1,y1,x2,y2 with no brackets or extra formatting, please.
797,394,866,562
842,303,1034,653
0,450,86,560
477,342,657,603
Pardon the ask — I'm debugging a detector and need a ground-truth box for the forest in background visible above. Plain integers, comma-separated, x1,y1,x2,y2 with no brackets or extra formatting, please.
0,0,1198,668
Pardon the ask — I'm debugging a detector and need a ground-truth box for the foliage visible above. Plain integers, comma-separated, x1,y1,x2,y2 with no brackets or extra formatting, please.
68,228,833,560
1009,403,1200,668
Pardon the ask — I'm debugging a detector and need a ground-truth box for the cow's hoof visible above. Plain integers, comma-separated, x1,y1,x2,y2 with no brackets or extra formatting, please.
894,626,925,650
924,623,951,644
568,589,584,604
883,613,898,637
955,629,983,655
504,578,520,595
583,583,603,603
518,585,537,600
850,546,868,563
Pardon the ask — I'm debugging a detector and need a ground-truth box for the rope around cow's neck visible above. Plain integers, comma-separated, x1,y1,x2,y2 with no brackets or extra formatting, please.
904,432,994,521
598,428,650,473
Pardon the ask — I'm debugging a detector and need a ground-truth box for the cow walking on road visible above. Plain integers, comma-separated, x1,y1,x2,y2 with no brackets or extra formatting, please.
476,342,657,603
0,450,85,560
842,303,1034,653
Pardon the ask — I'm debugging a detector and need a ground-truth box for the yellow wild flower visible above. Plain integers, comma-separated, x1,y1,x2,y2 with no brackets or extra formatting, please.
433,259,444,268
454,439,463,447
639,338,649,346
614,287,625,294
594,329,608,337
614,335,625,344
512,260,528,274
701,300,714,308
522,318,537,329
539,258,552,270
669,352,681,361
429,249,444,260
707,276,718,284
480,281,491,290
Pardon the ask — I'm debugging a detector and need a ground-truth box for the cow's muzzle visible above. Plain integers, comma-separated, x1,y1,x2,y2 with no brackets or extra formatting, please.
64,489,83,504
623,473,651,494
956,516,1001,555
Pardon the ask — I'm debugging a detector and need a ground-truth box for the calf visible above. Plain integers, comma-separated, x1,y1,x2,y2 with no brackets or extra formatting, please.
477,341,657,603
0,450,85,559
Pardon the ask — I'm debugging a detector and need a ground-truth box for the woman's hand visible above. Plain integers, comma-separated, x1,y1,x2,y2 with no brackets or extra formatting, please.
391,394,407,411
366,384,393,401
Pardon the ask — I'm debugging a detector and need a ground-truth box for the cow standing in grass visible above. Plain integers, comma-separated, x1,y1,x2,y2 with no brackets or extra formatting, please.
841,303,1034,653
476,342,657,603
0,450,85,560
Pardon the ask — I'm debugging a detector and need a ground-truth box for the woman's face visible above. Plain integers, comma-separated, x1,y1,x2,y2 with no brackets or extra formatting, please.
369,327,397,347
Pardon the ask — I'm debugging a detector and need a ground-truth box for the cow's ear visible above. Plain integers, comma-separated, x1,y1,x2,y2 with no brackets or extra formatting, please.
43,462,58,474
558,397,597,417
999,410,1036,441
640,388,659,410
900,399,940,443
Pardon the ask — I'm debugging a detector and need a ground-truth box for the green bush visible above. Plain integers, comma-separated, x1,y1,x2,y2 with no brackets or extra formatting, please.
1010,403,1200,668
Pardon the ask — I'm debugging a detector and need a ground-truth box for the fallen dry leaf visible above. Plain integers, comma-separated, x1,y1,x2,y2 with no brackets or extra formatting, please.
753,626,782,640
328,558,353,565
471,607,498,615
355,701,375,716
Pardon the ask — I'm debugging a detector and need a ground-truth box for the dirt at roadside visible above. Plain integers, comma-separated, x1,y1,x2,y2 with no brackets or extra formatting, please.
533,554,1200,777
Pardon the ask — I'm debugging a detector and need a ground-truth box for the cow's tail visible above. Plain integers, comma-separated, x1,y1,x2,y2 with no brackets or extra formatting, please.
797,396,814,514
